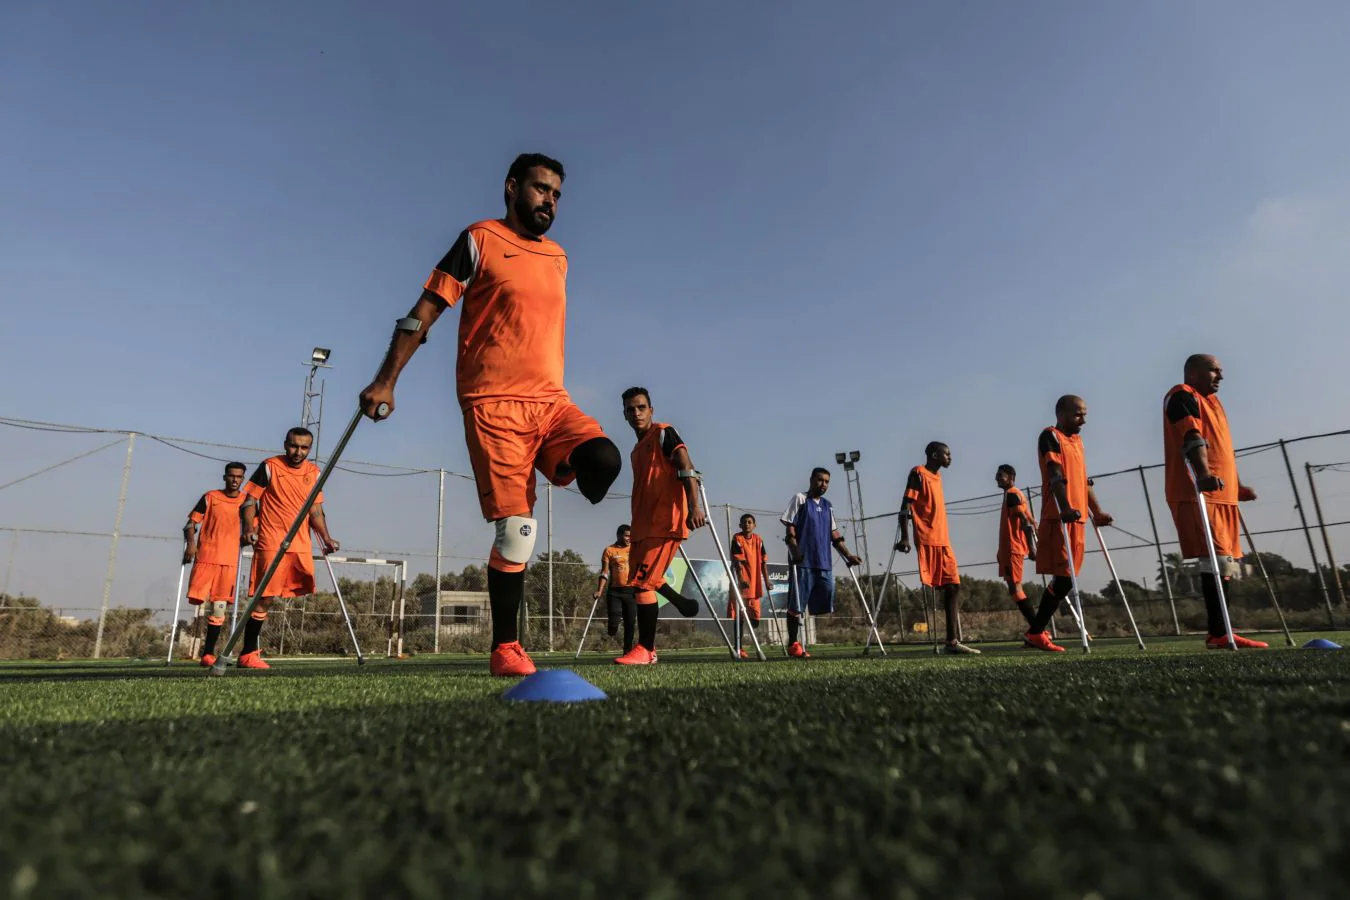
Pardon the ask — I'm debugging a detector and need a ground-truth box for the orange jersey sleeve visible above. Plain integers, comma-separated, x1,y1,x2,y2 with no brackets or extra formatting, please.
629,424,689,542
425,220,569,411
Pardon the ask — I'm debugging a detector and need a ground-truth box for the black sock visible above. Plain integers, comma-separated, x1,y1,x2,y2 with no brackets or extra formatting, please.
788,614,800,645
203,623,222,656
488,566,525,650
622,595,637,652
1201,574,1226,637
657,583,698,617
945,590,959,644
241,617,264,655
637,603,659,650
1015,599,1036,626
1030,589,1060,634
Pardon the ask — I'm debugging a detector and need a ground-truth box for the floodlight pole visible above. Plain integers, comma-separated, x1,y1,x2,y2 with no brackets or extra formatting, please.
434,469,445,654
301,348,332,462
835,451,872,602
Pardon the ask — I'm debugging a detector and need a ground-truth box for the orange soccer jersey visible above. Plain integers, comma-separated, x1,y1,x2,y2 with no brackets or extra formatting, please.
1036,427,1088,522
997,487,1032,560
1163,384,1238,506
731,532,767,600
189,490,245,565
600,543,631,589
904,466,950,547
423,219,569,412
244,457,324,556
629,423,689,542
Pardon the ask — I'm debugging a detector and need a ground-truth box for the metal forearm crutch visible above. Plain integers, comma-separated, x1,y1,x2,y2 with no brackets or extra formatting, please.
210,403,384,675
844,564,886,655
1239,511,1294,646
1187,461,1237,650
231,545,246,633
165,563,189,664
678,545,738,657
1060,521,1090,654
574,594,604,658
320,553,365,664
697,480,766,661
1092,522,1146,650
865,517,902,652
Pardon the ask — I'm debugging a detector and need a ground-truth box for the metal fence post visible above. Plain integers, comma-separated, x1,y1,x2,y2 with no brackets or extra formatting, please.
1305,463,1346,610
94,432,136,659
434,468,444,654
1138,466,1182,634
1280,440,1336,628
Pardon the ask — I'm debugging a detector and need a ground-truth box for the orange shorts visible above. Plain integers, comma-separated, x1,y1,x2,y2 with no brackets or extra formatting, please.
727,594,763,621
996,551,1024,585
187,562,237,604
918,544,960,587
1169,501,1242,560
249,550,316,599
464,398,608,521
1037,519,1085,578
627,536,681,592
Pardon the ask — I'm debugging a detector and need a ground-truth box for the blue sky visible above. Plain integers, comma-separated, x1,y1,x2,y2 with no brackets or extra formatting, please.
3,1,1349,617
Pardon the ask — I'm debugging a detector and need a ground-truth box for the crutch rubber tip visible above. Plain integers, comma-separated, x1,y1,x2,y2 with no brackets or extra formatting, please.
357,657,367,665
209,659,229,677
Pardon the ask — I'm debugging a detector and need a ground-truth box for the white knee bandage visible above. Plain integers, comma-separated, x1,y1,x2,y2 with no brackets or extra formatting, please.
207,601,229,619
1197,555,1242,579
494,516,538,565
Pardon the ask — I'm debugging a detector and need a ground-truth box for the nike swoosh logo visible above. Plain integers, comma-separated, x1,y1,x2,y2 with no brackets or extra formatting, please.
503,252,520,258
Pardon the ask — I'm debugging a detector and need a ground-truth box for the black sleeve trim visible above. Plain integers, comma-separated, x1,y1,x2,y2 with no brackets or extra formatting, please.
905,469,922,492
434,230,476,282
1038,430,1061,456
248,463,270,490
1005,492,1022,508
1166,390,1201,424
661,426,684,459
192,495,208,515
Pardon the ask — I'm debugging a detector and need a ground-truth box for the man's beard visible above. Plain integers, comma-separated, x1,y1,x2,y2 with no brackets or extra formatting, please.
514,195,553,236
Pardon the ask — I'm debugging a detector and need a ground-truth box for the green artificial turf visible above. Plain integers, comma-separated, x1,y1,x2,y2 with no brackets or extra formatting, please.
2,635,1349,899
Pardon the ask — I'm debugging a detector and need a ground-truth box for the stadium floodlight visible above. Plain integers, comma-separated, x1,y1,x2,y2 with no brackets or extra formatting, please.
311,347,332,365
835,450,860,470
834,452,846,464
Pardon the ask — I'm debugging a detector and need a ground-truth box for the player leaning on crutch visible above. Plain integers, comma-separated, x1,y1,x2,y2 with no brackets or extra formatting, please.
179,462,247,667
615,387,702,666
1025,396,1113,653
895,442,978,655
1164,354,1267,650
993,464,1038,631
238,429,341,670
359,154,623,677
780,468,862,659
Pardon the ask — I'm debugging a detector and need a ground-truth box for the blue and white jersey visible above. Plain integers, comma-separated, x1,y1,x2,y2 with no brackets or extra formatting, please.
781,492,837,570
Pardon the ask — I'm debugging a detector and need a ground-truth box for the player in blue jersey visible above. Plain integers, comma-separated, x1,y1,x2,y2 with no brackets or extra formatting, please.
780,467,861,658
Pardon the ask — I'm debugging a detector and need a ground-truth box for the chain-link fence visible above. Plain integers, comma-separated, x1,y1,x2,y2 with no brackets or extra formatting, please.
2,414,1347,659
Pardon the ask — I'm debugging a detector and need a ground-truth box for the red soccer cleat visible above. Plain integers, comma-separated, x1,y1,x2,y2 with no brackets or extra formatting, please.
788,641,811,659
490,641,537,677
1206,633,1270,650
200,653,217,668
1023,632,1066,653
237,651,270,670
615,645,658,665
738,648,750,660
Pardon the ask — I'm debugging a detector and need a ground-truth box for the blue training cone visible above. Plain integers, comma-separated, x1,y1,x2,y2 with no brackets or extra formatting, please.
502,669,608,703
1302,638,1342,650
